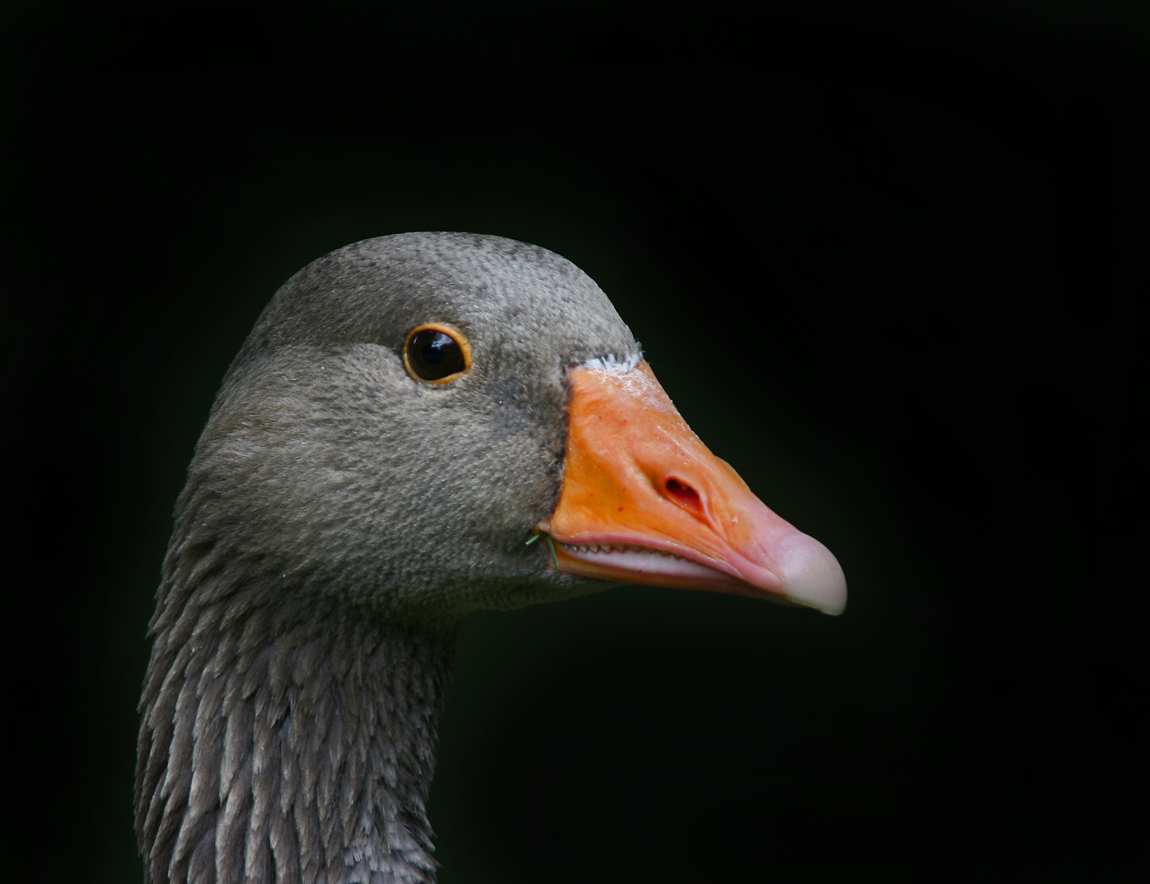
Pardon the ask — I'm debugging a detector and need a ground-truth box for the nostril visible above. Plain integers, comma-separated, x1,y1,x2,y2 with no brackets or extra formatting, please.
664,477,703,515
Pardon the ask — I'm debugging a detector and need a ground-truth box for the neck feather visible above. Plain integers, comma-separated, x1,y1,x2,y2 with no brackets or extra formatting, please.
136,576,457,884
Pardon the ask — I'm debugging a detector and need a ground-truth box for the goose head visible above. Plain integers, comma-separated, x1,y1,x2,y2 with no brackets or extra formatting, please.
179,232,843,620
138,232,845,883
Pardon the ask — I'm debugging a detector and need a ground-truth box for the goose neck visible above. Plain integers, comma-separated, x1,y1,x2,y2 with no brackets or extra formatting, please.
137,594,457,884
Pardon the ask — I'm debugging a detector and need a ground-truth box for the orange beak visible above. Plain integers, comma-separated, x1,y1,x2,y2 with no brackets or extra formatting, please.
538,360,846,615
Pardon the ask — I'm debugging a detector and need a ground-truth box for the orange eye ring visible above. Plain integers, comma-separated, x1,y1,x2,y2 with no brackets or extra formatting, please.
403,322,473,384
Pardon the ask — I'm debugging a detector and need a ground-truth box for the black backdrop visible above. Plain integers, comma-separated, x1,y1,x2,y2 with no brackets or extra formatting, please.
7,4,1147,881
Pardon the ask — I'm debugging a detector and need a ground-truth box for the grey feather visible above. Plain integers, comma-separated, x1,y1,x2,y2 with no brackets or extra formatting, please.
137,233,639,883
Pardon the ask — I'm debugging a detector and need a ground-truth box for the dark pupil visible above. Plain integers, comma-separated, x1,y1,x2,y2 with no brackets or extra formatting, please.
410,329,464,379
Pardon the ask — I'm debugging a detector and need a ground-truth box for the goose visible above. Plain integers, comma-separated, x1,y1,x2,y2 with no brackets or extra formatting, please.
136,232,847,884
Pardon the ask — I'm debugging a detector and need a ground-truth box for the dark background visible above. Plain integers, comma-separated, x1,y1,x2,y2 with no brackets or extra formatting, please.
6,3,1147,881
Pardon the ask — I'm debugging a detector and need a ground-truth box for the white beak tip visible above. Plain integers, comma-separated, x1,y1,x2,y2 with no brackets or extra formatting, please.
778,532,848,616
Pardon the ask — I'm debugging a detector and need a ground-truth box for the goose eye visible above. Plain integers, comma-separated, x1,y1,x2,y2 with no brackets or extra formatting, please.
403,323,472,383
